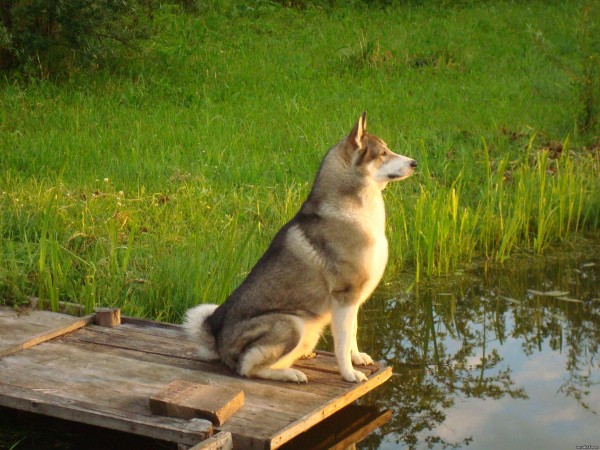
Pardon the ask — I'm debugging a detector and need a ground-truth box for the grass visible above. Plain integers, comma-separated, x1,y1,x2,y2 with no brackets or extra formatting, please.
0,1,599,321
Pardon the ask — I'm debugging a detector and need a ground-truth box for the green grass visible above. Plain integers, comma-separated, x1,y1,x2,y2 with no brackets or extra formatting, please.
1,1,599,321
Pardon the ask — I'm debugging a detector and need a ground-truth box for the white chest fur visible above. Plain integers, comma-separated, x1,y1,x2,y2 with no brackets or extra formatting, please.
315,191,390,304
358,195,388,304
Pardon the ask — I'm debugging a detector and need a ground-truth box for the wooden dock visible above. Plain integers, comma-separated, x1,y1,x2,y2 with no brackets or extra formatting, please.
0,306,392,449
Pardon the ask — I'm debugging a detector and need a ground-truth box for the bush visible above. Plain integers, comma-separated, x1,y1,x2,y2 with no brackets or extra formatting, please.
0,0,152,78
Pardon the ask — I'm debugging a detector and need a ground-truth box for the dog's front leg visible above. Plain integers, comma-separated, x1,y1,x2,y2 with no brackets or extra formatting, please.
331,303,368,383
350,315,374,366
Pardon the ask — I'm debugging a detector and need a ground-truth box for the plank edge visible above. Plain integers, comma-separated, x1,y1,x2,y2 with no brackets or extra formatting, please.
0,314,94,358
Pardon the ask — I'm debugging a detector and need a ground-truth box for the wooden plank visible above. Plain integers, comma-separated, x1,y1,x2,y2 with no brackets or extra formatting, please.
122,315,184,331
0,308,93,358
74,323,202,358
31,339,326,418
118,318,377,376
0,340,311,428
0,383,212,446
0,354,182,416
117,319,379,377
119,321,184,339
150,380,244,425
265,365,392,449
0,349,288,450
190,431,233,450
66,327,374,403
0,317,51,349
30,297,87,316
294,350,380,376
69,325,376,389
0,368,291,448
0,307,85,329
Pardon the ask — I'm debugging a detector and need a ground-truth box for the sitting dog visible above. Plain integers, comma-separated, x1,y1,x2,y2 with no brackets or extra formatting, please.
184,112,417,383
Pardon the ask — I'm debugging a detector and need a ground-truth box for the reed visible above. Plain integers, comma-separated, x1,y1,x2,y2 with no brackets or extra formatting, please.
383,136,598,282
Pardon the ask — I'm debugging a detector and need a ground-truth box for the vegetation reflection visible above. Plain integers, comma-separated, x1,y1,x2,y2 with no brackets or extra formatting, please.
356,246,599,449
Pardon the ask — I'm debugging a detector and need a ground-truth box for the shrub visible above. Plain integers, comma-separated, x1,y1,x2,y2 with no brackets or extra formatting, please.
0,0,152,78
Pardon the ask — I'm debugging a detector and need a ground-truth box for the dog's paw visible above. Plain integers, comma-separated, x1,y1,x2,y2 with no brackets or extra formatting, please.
284,368,308,383
341,368,368,383
351,351,374,366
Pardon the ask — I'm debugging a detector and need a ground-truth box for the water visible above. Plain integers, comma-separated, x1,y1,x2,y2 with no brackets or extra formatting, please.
356,239,600,450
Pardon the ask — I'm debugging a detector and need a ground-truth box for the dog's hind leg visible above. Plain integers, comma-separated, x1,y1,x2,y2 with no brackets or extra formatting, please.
237,315,309,383
242,346,308,383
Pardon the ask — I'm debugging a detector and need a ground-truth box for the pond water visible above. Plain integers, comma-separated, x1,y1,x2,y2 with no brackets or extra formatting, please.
354,238,600,450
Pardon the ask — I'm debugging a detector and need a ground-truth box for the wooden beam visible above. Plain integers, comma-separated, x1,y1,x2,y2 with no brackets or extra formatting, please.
0,314,94,359
29,297,87,316
0,383,212,446
188,431,233,450
266,365,393,449
294,350,380,376
150,380,244,426
94,308,121,327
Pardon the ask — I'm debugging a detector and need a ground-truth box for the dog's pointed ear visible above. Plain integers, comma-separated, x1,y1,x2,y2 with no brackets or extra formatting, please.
347,111,367,149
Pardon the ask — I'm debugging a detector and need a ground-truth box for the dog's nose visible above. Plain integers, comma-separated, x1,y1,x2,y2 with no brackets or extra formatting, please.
410,160,418,168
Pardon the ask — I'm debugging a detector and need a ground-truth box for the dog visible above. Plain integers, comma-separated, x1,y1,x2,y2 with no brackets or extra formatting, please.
184,112,416,383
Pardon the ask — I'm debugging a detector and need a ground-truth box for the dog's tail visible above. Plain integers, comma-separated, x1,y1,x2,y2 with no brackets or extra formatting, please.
183,304,220,361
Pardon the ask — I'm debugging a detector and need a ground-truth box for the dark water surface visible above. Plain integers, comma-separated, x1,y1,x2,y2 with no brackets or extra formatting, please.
355,238,600,450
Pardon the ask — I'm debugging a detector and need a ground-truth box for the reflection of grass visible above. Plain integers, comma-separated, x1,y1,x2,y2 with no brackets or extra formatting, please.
1,2,600,319
361,248,599,448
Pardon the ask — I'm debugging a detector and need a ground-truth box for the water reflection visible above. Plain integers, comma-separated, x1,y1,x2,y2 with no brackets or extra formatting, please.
356,240,600,449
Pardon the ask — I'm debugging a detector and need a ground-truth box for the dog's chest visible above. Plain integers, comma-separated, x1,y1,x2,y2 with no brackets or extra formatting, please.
369,232,388,276
356,197,388,302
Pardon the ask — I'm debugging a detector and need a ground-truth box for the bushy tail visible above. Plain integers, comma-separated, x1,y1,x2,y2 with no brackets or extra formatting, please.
183,304,220,361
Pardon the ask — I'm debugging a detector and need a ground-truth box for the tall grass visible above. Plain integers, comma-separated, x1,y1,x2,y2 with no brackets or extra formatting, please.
386,136,597,282
1,2,599,320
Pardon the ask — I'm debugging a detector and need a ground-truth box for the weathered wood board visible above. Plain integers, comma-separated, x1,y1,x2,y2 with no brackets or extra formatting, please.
149,379,244,425
0,308,92,358
191,431,234,450
0,307,392,449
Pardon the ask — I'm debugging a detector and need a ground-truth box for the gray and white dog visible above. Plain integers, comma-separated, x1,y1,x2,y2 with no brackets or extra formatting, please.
184,112,416,383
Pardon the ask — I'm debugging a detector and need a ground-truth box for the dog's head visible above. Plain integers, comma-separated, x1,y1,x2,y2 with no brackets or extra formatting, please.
345,112,417,188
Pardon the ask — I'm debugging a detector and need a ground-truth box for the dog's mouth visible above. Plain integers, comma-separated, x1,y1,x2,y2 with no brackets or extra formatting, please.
387,168,415,180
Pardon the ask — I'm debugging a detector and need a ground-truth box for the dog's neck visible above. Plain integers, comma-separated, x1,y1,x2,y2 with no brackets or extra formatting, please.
304,144,386,214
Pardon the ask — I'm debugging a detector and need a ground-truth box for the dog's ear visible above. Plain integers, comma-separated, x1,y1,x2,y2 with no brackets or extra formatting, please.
347,111,367,149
